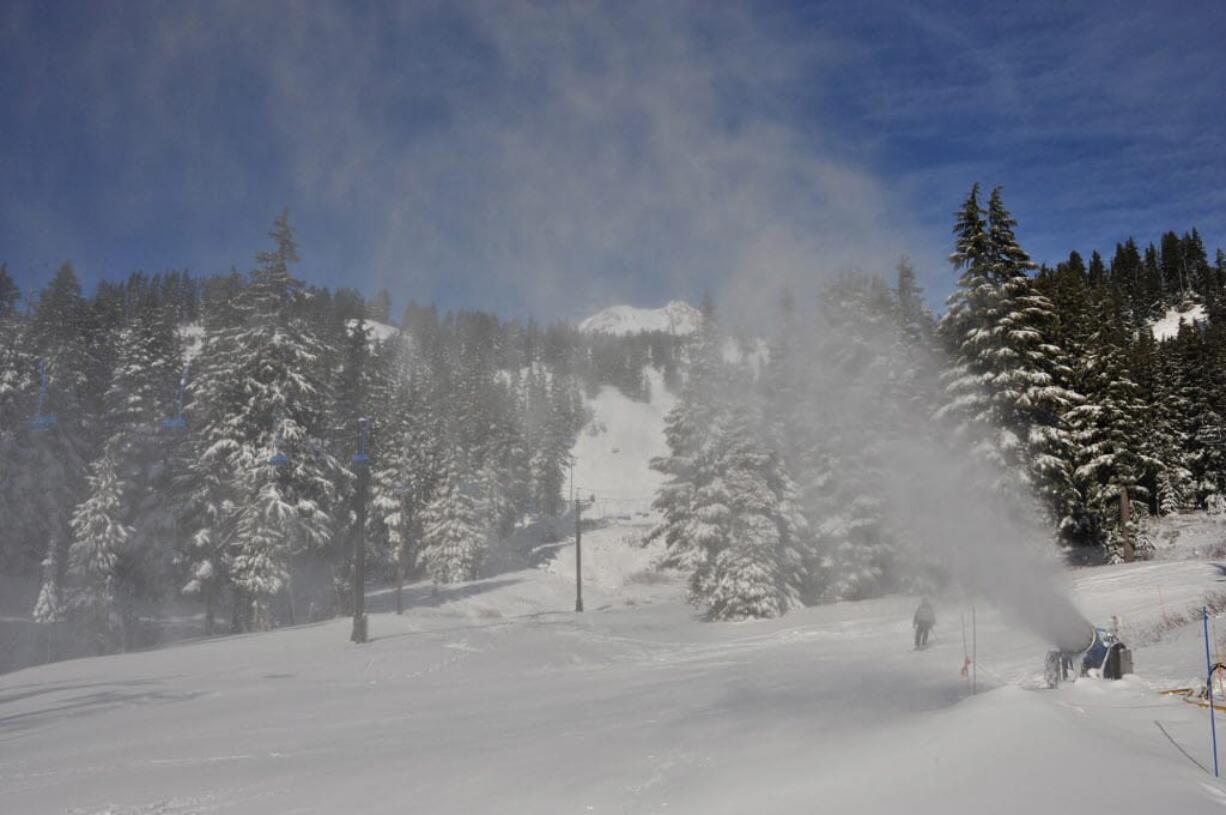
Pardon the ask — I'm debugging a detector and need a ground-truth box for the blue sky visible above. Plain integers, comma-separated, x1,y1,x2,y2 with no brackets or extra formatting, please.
1,1,1223,322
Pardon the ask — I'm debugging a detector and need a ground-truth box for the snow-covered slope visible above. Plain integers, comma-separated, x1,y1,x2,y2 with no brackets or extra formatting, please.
571,369,674,519
578,300,701,336
5,553,1226,814
1152,303,1207,341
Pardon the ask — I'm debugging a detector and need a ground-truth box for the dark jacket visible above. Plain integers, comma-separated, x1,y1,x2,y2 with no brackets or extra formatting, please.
914,601,936,628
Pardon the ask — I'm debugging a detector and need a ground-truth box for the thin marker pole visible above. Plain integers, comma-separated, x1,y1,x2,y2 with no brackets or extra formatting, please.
961,611,970,695
1205,607,1219,777
972,605,977,696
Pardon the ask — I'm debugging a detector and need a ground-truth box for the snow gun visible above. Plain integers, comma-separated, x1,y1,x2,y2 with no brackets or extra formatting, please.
1044,625,1132,689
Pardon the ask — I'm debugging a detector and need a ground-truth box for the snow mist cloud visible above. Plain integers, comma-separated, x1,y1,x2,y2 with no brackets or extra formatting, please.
754,288,1094,652
881,438,1093,653
4,1,940,319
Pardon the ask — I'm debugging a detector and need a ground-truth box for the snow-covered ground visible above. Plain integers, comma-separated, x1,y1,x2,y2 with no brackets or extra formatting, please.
578,301,701,336
5,517,1226,814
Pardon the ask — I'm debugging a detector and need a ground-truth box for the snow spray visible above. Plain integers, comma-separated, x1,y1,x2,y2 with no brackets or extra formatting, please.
881,438,1094,654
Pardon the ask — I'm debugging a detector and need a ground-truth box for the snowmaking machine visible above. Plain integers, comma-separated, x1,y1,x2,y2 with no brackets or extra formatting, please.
1044,626,1133,688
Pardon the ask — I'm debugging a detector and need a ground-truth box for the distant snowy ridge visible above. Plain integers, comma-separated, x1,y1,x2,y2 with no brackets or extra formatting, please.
1151,303,1207,341
578,300,701,336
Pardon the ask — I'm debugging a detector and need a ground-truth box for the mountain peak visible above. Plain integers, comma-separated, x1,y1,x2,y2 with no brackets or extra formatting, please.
577,300,701,336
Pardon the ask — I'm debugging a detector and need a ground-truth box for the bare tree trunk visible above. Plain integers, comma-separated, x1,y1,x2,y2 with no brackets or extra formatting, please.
1121,485,1135,562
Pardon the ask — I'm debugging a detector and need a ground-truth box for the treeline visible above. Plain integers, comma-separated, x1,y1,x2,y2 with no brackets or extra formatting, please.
0,213,683,652
651,185,1226,619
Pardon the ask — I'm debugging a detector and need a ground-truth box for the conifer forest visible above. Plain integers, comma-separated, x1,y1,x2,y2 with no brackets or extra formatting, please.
3,187,1224,653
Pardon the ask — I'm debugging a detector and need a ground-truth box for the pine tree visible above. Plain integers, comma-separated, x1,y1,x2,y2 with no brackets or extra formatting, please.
372,334,444,600
32,547,66,626
650,294,727,572
185,212,341,630
696,400,803,620
0,268,34,572
421,450,487,584
68,448,130,650
100,302,184,621
1065,292,1153,554
808,275,902,600
1087,251,1107,288
938,186,1082,538
7,265,94,593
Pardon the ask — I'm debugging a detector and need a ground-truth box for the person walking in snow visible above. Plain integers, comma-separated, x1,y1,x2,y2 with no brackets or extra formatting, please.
913,598,935,649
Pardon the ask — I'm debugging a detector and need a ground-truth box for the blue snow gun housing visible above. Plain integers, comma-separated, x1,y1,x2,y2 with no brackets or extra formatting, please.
1080,628,1132,679
1045,626,1131,688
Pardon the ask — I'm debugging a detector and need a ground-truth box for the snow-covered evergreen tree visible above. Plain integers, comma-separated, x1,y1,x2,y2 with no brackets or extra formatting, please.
938,185,1082,538
650,294,727,573
185,212,341,630
8,265,95,603
420,450,487,585
805,274,903,601
1066,292,1154,556
68,448,130,650
372,332,445,594
702,400,805,620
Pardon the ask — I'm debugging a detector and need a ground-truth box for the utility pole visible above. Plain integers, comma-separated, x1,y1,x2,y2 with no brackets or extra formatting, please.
351,417,371,644
569,454,583,613
575,494,584,613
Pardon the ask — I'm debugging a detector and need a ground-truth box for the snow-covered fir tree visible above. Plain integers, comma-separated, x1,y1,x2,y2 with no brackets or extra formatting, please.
701,398,805,620
938,185,1082,538
185,212,341,630
1065,292,1155,557
68,448,130,650
371,330,445,603
420,449,488,585
650,294,727,573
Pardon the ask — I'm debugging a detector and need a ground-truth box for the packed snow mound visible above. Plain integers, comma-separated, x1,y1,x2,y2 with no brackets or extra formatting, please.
1151,303,1207,341
578,300,701,336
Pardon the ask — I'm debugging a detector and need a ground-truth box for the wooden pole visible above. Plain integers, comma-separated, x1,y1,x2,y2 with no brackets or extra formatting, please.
575,496,584,613
1205,607,1219,777
351,418,370,644
351,461,369,642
